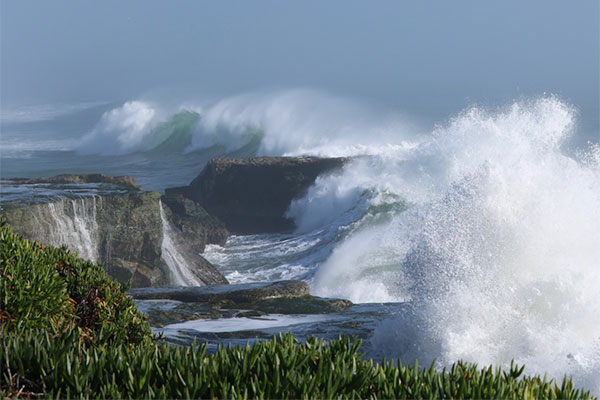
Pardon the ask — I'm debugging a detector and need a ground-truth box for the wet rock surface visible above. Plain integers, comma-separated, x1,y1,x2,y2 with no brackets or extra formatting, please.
161,193,228,252
1,186,228,288
130,280,353,328
129,280,311,303
167,156,348,234
3,173,142,191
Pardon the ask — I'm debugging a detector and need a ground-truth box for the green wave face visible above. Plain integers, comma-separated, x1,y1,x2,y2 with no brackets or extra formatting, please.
145,110,201,155
227,126,265,157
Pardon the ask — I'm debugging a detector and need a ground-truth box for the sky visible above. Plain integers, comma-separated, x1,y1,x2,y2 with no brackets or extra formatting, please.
1,1,598,130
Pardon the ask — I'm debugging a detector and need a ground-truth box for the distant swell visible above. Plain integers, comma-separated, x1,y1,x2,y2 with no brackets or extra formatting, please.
77,101,200,155
76,90,416,157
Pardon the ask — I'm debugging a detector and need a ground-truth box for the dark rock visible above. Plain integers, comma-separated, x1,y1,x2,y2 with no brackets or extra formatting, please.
171,156,348,234
129,280,311,303
131,270,152,288
186,256,229,286
4,173,142,191
252,296,353,314
96,192,166,286
132,281,354,328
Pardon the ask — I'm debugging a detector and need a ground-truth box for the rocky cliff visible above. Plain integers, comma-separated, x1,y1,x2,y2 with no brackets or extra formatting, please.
1,184,228,288
167,156,348,233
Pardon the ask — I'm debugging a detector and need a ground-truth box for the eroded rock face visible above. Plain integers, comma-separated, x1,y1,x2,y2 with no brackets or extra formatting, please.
1,190,228,288
96,192,166,286
168,156,348,233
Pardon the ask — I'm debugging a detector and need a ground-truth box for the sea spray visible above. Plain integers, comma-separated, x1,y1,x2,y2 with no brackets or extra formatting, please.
158,200,203,286
300,97,600,392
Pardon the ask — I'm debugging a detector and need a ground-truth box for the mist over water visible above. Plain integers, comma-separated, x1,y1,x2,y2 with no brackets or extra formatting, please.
1,90,599,391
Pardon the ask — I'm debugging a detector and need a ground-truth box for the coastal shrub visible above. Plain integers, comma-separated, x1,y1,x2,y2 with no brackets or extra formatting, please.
0,219,152,346
1,332,594,399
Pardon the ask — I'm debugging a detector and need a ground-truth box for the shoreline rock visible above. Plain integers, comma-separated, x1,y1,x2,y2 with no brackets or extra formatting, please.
129,280,311,303
161,193,229,252
129,280,353,327
1,184,228,288
167,156,348,234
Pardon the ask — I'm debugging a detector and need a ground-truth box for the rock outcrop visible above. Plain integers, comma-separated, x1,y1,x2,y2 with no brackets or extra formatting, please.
167,156,348,233
1,183,228,288
129,280,353,327
129,280,311,303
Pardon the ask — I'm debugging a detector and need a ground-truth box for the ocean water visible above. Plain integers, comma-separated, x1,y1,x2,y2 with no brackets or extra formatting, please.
1,90,599,392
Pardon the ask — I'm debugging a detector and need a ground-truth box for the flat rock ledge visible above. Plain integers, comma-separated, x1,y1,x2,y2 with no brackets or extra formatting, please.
4,173,142,191
129,280,311,303
130,280,353,326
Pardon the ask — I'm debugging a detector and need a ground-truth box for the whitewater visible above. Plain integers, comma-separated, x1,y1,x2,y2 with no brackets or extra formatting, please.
1,90,599,391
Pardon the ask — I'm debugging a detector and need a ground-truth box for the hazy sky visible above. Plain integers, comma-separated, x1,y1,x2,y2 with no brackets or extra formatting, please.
1,1,598,123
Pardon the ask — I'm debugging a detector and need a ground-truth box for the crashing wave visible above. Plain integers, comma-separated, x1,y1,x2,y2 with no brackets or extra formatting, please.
205,94,600,392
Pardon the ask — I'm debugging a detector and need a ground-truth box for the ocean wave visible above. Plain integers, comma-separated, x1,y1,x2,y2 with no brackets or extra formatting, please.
75,89,417,157
298,96,599,392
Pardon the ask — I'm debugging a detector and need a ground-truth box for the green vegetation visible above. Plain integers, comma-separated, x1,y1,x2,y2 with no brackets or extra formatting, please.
0,220,595,399
0,219,152,346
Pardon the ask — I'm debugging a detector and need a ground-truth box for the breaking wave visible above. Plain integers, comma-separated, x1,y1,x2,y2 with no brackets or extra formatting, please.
77,101,203,155
206,94,599,392
298,97,600,392
75,90,416,156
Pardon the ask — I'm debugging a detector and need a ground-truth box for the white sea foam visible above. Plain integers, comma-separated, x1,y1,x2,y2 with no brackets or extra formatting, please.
189,89,417,156
161,314,332,334
32,197,100,262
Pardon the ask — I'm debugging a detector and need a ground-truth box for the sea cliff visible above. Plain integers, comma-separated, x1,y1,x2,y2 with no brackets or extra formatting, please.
167,156,348,233
0,177,228,288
